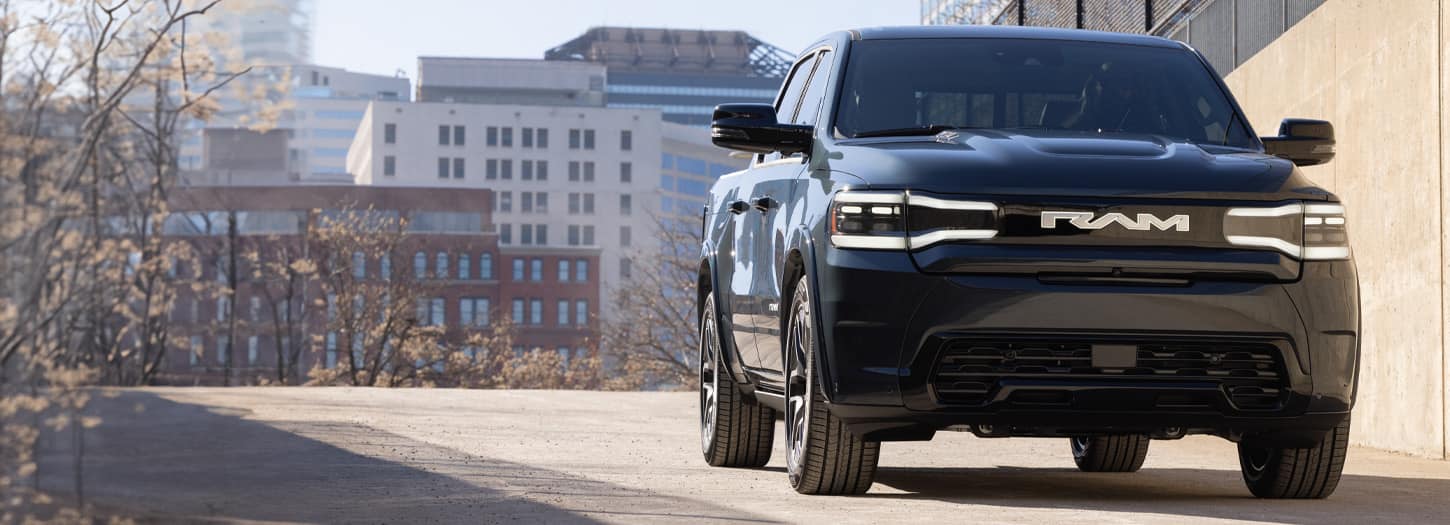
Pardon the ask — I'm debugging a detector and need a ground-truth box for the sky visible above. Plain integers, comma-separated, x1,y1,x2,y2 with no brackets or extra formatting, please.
313,0,920,77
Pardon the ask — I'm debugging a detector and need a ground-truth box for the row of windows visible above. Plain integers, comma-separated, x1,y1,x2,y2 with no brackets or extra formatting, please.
385,157,633,184
185,335,277,367
496,224,603,247
660,175,710,196
605,83,778,98
507,257,591,282
492,192,633,216
382,123,632,152
177,335,589,370
407,296,591,328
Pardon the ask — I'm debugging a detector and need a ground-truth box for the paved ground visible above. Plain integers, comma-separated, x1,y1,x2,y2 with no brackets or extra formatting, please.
26,388,1450,523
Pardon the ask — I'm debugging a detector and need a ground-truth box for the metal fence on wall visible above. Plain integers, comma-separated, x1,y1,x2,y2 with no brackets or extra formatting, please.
971,0,1325,75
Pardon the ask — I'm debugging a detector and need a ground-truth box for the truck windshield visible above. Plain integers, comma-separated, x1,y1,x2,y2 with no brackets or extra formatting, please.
834,38,1255,148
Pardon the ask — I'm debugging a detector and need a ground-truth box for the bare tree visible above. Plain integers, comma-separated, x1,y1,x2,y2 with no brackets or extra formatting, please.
600,213,703,390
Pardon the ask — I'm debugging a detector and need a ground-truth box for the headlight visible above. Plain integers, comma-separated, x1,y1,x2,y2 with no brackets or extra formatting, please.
830,190,998,250
1223,202,1349,260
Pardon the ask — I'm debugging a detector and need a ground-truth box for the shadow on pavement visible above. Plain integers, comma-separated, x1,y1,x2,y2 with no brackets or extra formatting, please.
872,465,1448,524
31,390,776,524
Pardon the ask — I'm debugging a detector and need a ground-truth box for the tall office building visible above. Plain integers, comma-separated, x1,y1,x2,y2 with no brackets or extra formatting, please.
545,27,793,125
201,0,315,65
181,65,410,185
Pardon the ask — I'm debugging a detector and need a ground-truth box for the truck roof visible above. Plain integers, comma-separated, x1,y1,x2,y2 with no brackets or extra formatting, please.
848,25,1184,50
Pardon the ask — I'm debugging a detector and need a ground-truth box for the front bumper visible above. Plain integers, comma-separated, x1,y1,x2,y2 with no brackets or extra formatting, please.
813,248,1360,444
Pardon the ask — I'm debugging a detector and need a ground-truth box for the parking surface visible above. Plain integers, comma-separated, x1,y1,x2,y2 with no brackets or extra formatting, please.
32,388,1450,523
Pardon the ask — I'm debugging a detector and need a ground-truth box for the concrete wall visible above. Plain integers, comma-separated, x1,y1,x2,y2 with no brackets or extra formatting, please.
1223,0,1448,459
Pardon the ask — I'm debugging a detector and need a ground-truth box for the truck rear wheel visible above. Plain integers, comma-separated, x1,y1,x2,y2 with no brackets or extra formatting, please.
1071,435,1150,472
700,294,775,468
1238,417,1350,499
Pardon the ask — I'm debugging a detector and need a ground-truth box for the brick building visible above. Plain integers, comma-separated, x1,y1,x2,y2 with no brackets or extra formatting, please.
160,185,600,385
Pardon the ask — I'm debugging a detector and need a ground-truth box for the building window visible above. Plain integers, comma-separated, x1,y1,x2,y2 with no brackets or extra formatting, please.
461,297,489,327
568,225,579,246
414,251,426,278
576,259,589,281
217,336,230,364
522,160,533,180
458,254,471,280
522,127,534,148
486,159,498,179
537,160,548,180
535,224,548,244
557,299,570,325
501,127,513,147
438,125,450,146
521,191,534,213
568,128,580,149
520,224,533,245
431,297,445,327
384,123,396,144
501,159,513,180
535,192,549,213
537,128,549,148
380,255,391,281
620,226,631,247
583,162,595,182
479,253,493,279
499,191,512,212
512,258,524,281
352,251,366,279
189,335,203,366
620,258,632,279
558,259,570,282
247,336,259,365
249,296,262,322
583,129,595,150
583,193,595,214
437,158,449,179
619,194,632,216
499,223,511,244
216,297,230,321
452,157,465,179
568,193,579,214
435,252,448,279
620,162,631,183
512,298,525,323
620,130,632,151
568,161,580,181
583,225,595,245
530,299,543,325
530,258,543,281
325,333,337,368
453,125,465,146
383,155,396,176
487,126,498,146
575,299,588,326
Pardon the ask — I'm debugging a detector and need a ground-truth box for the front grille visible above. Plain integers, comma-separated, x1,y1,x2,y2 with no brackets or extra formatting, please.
931,338,1289,409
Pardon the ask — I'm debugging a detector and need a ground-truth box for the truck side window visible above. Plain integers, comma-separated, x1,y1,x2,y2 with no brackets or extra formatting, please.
793,50,833,127
761,52,822,164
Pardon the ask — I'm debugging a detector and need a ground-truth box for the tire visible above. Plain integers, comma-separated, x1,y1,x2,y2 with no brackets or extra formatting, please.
1237,416,1350,499
700,294,775,468
1070,435,1151,472
784,276,879,495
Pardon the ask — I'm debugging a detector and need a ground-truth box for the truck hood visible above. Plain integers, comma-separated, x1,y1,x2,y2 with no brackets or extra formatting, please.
825,130,1329,201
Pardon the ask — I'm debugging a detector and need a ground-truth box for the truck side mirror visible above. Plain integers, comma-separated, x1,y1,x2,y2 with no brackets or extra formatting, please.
1261,118,1335,167
710,103,812,155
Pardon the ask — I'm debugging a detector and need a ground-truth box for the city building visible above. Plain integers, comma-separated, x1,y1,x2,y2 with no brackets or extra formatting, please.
545,27,793,125
181,65,410,185
199,0,315,66
346,100,661,296
416,57,606,107
160,185,599,385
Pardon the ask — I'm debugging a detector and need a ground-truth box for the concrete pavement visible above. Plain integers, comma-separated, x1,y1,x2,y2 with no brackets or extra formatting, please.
29,388,1450,523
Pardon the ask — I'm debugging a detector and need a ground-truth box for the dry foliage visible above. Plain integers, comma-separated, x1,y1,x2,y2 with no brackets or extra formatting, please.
600,214,702,391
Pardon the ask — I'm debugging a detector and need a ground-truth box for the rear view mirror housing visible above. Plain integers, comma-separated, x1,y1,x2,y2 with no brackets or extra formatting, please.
710,103,813,155
1261,118,1335,167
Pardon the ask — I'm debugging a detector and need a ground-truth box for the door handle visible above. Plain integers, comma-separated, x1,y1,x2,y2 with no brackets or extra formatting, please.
728,200,750,214
751,196,775,212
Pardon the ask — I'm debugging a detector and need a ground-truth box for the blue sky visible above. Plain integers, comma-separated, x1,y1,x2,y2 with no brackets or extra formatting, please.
314,0,919,77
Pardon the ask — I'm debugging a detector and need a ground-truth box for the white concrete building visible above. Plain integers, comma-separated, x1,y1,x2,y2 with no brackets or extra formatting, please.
182,65,409,185
347,100,662,294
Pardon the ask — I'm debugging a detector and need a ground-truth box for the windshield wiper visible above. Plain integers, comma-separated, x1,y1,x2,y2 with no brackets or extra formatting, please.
850,125,960,138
